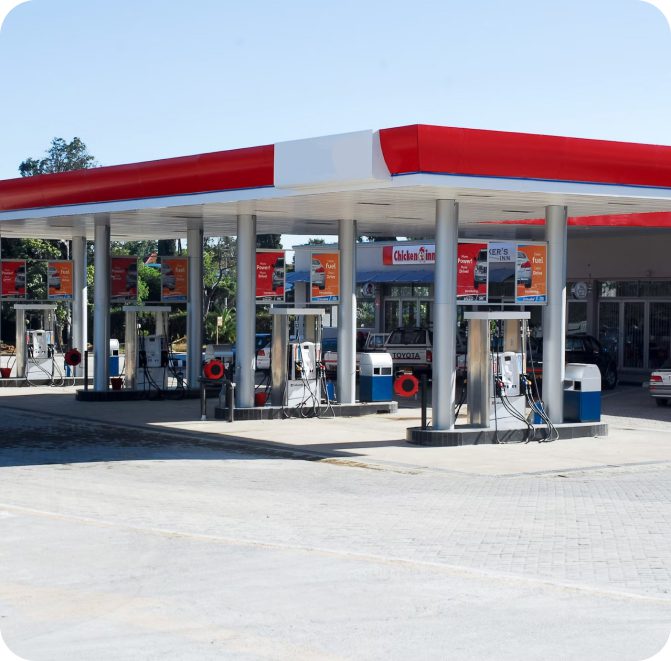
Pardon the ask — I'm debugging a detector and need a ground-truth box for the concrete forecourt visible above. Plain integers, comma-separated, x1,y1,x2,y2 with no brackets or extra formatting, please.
0,386,669,660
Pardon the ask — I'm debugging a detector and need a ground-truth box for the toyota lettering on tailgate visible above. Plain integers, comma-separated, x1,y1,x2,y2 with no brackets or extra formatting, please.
393,352,421,360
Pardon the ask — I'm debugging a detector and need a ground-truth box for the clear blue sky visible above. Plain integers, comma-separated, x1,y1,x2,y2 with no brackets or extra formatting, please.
1,0,670,247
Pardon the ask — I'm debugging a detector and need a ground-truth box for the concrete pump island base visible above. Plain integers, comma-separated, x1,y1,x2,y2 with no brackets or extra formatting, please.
2,124,671,440
407,311,608,446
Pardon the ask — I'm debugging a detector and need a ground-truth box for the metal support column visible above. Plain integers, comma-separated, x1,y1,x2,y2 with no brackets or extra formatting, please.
543,205,568,424
467,319,490,427
15,309,26,378
93,216,110,391
337,219,357,404
124,310,137,390
186,224,204,389
270,313,288,406
432,200,459,430
235,214,256,408
71,235,87,362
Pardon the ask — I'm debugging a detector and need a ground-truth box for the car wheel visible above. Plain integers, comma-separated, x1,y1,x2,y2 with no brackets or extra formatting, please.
656,398,669,407
603,364,618,390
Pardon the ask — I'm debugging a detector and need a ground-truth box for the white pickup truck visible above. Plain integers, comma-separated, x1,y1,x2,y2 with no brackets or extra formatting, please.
323,332,389,377
324,328,467,378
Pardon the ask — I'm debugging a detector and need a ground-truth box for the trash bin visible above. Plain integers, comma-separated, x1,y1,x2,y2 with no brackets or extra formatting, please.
108,338,120,377
563,363,601,422
359,352,393,402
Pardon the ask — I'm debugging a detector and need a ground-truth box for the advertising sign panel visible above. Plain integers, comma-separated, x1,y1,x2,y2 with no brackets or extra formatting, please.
255,250,285,303
457,242,488,302
161,257,188,302
516,244,547,303
1,260,27,298
110,256,138,301
310,251,340,302
47,260,73,300
382,244,435,265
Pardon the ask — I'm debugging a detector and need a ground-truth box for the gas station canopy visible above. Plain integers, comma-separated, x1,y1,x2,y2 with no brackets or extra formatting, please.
2,124,671,240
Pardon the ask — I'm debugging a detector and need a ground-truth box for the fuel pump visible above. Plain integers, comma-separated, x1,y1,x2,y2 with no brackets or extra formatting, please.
13,303,65,385
464,311,531,432
123,305,175,392
269,308,330,414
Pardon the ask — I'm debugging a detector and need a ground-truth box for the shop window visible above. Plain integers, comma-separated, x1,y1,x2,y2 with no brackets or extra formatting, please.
623,302,645,368
401,301,417,327
413,285,431,297
598,301,620,358
389,285,413,298
568,302,588,334
649,303,671,369
384,300,400,331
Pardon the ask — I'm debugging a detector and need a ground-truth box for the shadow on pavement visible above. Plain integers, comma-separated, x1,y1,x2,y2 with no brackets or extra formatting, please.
601,385,671,424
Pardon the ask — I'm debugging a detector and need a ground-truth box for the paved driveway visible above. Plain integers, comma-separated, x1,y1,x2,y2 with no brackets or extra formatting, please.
0,405,669,660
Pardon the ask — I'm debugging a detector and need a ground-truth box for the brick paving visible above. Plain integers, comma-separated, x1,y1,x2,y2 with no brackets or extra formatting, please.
1,409,670,601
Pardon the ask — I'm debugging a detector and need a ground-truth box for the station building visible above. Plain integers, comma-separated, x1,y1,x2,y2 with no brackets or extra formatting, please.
292,222,671,383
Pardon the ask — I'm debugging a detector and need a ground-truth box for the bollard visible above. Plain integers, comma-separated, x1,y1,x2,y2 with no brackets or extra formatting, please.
200,379,207,421
84,350,89,390
420,373,428,430
226,380,236,423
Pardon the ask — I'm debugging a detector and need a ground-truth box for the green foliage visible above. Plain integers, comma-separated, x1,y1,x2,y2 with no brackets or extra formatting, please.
0,238,65,260
111,240,157,259
158,239,176,256
307,237,326,245
137,263,161,303
256,234,282,249
204,308,236,343
19,137,97,177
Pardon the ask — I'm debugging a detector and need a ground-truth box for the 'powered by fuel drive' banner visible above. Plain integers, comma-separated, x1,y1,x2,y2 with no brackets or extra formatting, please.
516,244,547,303
0,260,26,298
111,257,138,301
310,252,339,302
256,250,285,303
161,257,188,302
47,260,74,300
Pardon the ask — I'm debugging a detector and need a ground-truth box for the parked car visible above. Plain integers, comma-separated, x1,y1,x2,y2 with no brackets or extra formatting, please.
648,361,671,406
474,248,532,288
474,248,487,287
14,264,26,291
527,334,618,390
516,250,532,287
255,333,272,371
126,262,138,291
272,257,285,291
161,263,176,290
47,266,61,290
311,258,326,290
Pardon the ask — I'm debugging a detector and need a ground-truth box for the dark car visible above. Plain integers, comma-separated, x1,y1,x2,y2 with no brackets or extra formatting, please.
527,333,618,390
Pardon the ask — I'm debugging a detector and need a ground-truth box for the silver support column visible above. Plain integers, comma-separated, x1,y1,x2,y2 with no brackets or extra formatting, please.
15,309,26,378
71,235,87,363
93,217,110,391
270,313,288,406
432,200,459,430
543,205,568,424
124,311,137,390
235,214,256,408
337,219,357,404
467,319,490,427
187,224,204,389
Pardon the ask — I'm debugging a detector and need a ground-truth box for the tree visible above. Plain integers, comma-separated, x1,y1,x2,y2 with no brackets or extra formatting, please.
307,238,326,245
19,137,97,177
7,137,98,346
256,234,282,249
